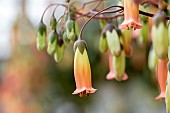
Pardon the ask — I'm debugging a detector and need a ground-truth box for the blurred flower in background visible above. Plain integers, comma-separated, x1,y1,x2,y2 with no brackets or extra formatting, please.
0,0,168,113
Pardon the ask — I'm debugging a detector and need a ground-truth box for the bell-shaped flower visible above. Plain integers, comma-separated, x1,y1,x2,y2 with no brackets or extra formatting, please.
156,59,168,100
73,39,96,97
120,0,142,30
106,53,128,81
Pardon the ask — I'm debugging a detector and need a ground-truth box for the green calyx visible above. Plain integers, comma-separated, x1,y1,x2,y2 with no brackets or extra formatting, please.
36,21,46,35
63,31,70,44
48,30,58,43
73,39,87,54
99,33,108,53
50,15,57,30
103,23,114,33
66,19,74,31
47,30,58,55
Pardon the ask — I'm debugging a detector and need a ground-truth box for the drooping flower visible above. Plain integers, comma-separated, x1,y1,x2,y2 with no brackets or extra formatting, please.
156,59,168,100
73,39,96,97
120,0,142,30
106,53,128,81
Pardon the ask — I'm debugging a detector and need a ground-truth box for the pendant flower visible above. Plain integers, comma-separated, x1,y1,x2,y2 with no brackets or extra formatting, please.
120,0,142,30
156,59,168,100
106,54,128,81
73,39,96,97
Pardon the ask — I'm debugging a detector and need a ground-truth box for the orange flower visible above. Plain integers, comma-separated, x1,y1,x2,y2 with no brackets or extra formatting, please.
106,54,115,80
106,54,128,81
121,0,142,30
73,42,96,97
155,59,168,100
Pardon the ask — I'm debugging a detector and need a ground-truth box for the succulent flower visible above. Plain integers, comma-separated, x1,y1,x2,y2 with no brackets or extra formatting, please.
73,39,96,97
121,0,142,30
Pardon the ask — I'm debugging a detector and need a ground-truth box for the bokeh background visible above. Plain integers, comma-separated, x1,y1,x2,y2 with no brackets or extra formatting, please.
0,0,168,113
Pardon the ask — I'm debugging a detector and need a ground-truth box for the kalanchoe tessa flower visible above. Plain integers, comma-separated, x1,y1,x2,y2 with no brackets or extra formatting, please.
156,59,168,100
73,39,96,97
120,0,142,30
106,53,128,81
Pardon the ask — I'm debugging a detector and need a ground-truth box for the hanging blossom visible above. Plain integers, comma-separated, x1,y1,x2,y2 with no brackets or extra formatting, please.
106,54,128,81
72,39,96,97
121,0,142,30
156,59,168,100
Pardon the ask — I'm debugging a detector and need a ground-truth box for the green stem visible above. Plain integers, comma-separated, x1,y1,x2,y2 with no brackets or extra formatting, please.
41,3,67,23
79,5,122,40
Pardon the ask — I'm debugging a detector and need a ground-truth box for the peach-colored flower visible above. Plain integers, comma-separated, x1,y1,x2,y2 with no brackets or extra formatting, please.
121,0,142,30
155,59,168,100
106,54,128,81
73,47,96,97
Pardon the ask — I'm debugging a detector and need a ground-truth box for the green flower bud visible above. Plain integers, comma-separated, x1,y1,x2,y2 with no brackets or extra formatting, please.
113,50,126,81
73,39,87,54
66,28,76,41
99,33,108,53
63,31,70,44
106,29,121,56
36,21,47,51
148,46,158,71
152,22,169,59
66,19,76,41
50,15,57,30
66,19,74,31
54,38,65,63
47,30,57,55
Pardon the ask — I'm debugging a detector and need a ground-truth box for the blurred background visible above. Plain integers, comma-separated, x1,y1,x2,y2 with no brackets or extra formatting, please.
0,0,167,113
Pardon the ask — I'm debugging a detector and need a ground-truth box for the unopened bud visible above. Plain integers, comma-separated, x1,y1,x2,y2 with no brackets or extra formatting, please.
54,38,65,63
99,33,108,53
47,30,57,55
36,21,47,51
66,19,76,41
63,31,70,44
50,15,57,30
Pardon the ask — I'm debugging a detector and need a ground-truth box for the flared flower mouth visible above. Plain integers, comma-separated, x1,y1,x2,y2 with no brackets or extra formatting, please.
121,0,142,30
121,19,142,30
72,87,97,97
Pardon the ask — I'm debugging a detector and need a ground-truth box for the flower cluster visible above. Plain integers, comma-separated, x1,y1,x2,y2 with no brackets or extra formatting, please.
35,1,170,112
